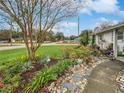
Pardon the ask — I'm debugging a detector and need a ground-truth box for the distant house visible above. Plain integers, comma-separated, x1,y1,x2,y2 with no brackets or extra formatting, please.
95,23,124,57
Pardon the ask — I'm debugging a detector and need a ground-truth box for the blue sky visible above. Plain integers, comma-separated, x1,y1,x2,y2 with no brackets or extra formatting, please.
54,0,124,36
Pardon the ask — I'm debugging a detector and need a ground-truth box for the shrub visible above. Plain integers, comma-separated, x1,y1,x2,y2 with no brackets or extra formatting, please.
61,48,71,59
61,46,93,60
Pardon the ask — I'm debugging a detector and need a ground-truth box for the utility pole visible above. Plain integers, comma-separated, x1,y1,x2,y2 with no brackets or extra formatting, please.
10,21,13,46
78,16,80,36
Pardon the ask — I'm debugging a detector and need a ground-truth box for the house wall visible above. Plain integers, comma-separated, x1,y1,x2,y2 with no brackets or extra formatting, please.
95,28,124,56
95,31,113,50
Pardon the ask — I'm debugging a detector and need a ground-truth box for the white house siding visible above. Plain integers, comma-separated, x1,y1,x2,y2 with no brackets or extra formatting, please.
96,31,113,50
95,35,99,45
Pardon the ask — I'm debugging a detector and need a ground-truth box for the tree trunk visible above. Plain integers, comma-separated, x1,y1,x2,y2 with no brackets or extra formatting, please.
30,48,36,62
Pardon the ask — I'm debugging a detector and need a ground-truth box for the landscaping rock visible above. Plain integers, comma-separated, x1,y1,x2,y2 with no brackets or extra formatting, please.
77,59,83,64
63,82,77,93
48,57,105,93
116,70,124,92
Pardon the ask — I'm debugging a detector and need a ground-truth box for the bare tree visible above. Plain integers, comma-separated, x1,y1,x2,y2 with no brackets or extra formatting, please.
99,21,113,29
94,21,113,33
0,0,82,62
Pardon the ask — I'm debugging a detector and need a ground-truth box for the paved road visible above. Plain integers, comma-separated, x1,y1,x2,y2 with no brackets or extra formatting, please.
0,43,78,51
83,60,124,93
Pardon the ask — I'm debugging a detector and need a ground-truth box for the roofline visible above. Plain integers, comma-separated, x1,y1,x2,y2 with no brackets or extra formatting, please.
95,23,124,34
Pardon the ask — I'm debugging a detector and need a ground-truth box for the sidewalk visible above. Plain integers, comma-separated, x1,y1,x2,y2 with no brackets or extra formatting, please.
83,60,124,93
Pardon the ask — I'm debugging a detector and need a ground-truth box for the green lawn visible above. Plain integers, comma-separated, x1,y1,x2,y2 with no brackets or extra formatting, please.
0,45,75,64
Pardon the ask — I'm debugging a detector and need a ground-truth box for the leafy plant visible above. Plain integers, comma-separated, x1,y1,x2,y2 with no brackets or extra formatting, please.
1,74,22,93
21,61,33,72
61,46,93,60
23,60,76,93
39,55,51,65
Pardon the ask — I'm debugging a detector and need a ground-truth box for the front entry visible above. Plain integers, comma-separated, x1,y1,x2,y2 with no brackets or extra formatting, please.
117,30,124,56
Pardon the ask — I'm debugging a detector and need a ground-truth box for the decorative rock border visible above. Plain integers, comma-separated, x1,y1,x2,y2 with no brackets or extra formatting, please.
116,70,124,93
48,57,107,93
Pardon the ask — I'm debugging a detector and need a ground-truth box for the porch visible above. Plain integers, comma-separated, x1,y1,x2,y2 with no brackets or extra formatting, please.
113,28,124,58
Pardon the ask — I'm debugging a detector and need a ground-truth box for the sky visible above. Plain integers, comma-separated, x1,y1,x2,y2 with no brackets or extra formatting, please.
53,0,124,36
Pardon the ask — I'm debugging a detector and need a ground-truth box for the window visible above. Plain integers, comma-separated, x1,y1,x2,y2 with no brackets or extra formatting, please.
112,31,114,42
117,31,123,40
99,35,103,41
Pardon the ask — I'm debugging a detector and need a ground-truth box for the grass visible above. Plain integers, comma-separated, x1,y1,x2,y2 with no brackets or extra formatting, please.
0,45,76,64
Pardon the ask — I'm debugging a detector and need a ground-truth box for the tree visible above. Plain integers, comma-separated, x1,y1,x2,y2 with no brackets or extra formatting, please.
0,0,80,62
55,32,65,41
70,35,77,40
99,21,113,29
0,29,11,41
80,30,91,46
94,21,113,33
44,31,56,42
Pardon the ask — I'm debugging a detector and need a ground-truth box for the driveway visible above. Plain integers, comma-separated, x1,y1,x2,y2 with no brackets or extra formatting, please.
83,60,124,93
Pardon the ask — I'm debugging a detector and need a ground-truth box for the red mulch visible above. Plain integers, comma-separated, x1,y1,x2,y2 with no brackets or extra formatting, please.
14,58,58,93
38,87,49,93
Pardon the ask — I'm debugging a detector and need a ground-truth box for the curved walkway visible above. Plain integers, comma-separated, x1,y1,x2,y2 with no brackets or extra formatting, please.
83,60,124,93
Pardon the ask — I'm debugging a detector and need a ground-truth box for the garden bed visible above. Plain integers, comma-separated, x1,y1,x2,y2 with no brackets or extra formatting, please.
14,58,58,93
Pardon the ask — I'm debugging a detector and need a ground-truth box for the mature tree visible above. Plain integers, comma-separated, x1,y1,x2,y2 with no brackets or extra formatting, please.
0,29,10,41
70,35,77,40
44,31,56,41
0,0,81,61
55,32,65,41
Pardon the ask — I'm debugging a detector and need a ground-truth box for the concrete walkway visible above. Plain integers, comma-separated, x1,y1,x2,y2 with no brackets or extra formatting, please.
83,60,124,93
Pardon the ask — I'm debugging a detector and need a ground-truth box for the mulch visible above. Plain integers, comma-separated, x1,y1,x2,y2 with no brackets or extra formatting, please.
14,58,58,93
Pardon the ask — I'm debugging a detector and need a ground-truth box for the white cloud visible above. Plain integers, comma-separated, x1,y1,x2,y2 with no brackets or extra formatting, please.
94,17,119,28
100,17,109,22
53,21,78,36
80,8,91,15
80,0,124,16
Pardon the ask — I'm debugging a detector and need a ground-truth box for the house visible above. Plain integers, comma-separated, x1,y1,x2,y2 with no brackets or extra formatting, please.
94,23,124,58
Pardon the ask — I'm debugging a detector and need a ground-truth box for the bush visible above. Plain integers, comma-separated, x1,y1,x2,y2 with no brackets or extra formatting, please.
61,46,93,60
61,48,71,59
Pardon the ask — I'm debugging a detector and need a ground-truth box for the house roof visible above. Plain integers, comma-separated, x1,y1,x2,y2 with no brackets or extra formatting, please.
95,23,124,34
